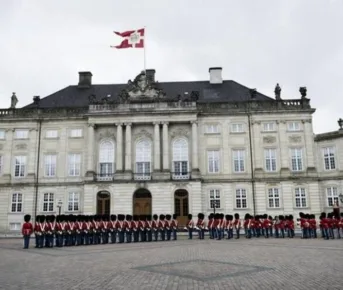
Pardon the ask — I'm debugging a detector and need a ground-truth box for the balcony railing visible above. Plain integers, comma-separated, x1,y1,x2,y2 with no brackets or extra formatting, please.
94,173,114,181
133,173,151,181
171,172,191,180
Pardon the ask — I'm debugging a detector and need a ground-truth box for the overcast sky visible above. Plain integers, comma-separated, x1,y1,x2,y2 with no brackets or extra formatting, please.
0,0,342,133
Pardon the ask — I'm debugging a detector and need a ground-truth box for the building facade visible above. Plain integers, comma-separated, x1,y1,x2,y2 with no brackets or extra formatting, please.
0,68,342,232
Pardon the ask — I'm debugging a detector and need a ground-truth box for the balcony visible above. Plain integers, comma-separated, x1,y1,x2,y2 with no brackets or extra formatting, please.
94,173,114,181
133,173,151,181
171,172,191,180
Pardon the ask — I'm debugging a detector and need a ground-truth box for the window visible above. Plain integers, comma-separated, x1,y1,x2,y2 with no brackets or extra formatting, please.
295,188,307,208
209,189,221,209
15,130,29,139
264,149,277,172
135,139,151,179
262,122,275,132
43,193,54,212
172,138,189,178
290,148,303,171
323,147,336,170
0,155,3,175
288,122,300,131
46,130,58,138
68,192,80,211
99,140,115,177
0,129,5,139
233,150,245,172
44,155,57,177
231,123,244,133
14,156,26,177
70,129,83,138
68,154,81,176
206,125,219,134
268,188,280,208
236,189,247,208
11,193,22,212
326,187,338,207
208,150,220,173
9,223,21,231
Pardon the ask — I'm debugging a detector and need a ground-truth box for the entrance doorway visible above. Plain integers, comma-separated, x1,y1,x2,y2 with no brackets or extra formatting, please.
96,191,111,215
174,189,189,226
133,189,152,216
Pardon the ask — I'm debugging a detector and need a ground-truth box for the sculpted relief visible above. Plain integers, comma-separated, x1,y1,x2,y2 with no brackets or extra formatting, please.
263,136,276,144
289,135,302,143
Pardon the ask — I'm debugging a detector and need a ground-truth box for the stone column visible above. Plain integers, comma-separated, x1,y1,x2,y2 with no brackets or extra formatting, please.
125,123,132,171
153,122,161,171
116,123,123,171
278,121,289,172
191,121,198,170
162,122,169,171
3,129,14,178
303,119,315,170
87,124,95,174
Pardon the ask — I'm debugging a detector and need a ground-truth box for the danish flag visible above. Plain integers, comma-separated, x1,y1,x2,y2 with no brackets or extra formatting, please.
111,28,145,49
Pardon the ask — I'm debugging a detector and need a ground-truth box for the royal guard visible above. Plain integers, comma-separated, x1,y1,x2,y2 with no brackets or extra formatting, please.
152,214,159,241
274,215,280,238
22,214,33,249
320,212,329,240
93,215,101,244
159,214,166,241
68,214,77,246
139,215,146,242
165,214,172,241
132,215,140,243
339,213,343,238
207,214,214,239
216,213,223,240
332,214,340,239
146,215,153,242
55,215,64,247
212,214,219,240
279,215,285,238
186,214,194,239
84,215,93,245
75,215,83,246
327,213,334,239
33,215,40,248
288,215,295,238
309,214,317,238
109,215,117,244
244,214,251,239
46,215,55,247
171,214,178,240
125,214,133,243
262,214,270,238
268,216,273,237
226,215,233,239
299,212,306,239
233,213,241,239
196,213,205,240
37,215,46,248
117,214,125,243
101,215,109,244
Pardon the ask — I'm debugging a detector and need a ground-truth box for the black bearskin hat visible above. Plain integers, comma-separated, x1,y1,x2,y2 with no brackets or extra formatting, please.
153,214,158,220
110,215,117,221
299,212,304,218
147,215,152,221
50,215,56,222
244,213,250,220
173,214,177,219
209,213,214,219
133,215,138,221
263,214,268,219
289,215,294,221
234,213,240,219
225,214,229,220
166,214,171,220
125,214,130,221
24,214,31,222
160,214,165,220
228,215,233,221
188,214,192,220
40,215,46,222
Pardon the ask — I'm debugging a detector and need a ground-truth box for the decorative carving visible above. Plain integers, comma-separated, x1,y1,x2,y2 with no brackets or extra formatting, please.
174,182,188,187
88,94,118,106
10,93,18,109
302,119,311,124
15,144,27,150
170,128,189,138
289,135,302,143
274,83,281,100
299,87,307,98
263,136,276,144
98,128,115,139
134,129,152,140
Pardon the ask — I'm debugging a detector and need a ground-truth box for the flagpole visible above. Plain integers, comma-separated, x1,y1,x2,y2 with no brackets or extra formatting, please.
144,26,146,76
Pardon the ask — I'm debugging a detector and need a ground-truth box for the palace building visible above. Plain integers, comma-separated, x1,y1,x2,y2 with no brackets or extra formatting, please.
0,68,342,232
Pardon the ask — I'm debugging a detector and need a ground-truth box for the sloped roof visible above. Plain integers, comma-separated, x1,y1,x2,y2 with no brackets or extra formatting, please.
24,80,275,109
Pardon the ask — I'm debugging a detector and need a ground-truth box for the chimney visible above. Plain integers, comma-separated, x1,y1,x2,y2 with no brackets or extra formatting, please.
78,71,93,88
146,69,156,83
209,67,223,84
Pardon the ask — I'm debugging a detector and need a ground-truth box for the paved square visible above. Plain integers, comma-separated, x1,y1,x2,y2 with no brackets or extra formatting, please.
134,259,271,281
1,237,343,290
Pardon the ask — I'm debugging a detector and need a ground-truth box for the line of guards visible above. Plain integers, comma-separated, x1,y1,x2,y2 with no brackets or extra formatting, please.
21,211,343,249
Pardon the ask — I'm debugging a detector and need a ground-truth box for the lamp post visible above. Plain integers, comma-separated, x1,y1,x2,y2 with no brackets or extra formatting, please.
338,118,343,130
57,200,63,216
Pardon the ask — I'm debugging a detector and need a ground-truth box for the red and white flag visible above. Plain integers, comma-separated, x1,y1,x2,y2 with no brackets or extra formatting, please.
111,28,145,49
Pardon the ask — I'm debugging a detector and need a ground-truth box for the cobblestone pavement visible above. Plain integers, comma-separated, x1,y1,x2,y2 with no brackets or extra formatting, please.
0,237,342,290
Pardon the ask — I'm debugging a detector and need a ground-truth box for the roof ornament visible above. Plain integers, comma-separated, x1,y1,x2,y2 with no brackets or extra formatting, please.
274,83,281,100
299,87,307,98
10,92,18,109
33,96,40,107
249,88,257,100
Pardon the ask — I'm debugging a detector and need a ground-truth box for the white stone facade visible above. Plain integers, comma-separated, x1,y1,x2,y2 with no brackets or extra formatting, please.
0,82,343,232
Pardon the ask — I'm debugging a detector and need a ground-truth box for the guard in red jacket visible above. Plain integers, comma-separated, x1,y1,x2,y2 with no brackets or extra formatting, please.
152,214,159,242
146,215,153,242
196,213,205,240
186,214,194,240
208,214,214,239
139,215,146,242
171,214,178,241
159,214,166,241
234,213,241,239
22,214,33,249
132,215,140,243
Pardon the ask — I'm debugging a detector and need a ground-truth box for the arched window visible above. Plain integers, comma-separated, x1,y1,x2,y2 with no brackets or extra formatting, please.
135,139,151,180
99,140,115,178
172,138,189,179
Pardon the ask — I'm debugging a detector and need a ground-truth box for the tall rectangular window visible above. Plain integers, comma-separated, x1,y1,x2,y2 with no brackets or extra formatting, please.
295,188,307,208
0,155,3,175
14,156,26,177
326,187,338,206
70,129,83,137
68,154,81,176
290,148,303,171
208,150,220,173
209,189,221,209
11,193,22,212
44,155,57,177
264,149,277,172
43,193,54,212
206,125,219,134
268,188,280,208
236,189,247,208
288,122,300,131
262,122,275,132
0,130,5,139
231,123,244,133
323,147,335,170
15,130,29,139
68,192,80,211
233,150,245,172
46,130,58,138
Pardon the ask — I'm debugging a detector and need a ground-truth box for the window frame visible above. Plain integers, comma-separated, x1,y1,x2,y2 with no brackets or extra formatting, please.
207,150,220,173
70,128,83,138
326,187,338,207
267,188,280,208
42,193,54,212
46,129,58,139
11,193,23,213
294,188,307,208
44,154,57,177
172,138,189,176
231,123,245,133
290,148,303,172
15,129,29,139
205,124,220,134
232,149,245,173
264,148,277,172
67,192,80,212
235,188,247,209
209,189,221,209
322,147,336,171
98,140,115,177
14,155,26,178
262,122,275,132
287,122,301,131
0,129,6,139
0,155,3,175
68,153,81,177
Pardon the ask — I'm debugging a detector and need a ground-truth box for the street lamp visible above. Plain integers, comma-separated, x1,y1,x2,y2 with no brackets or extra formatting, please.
338,118,343,130
57,200,63,216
